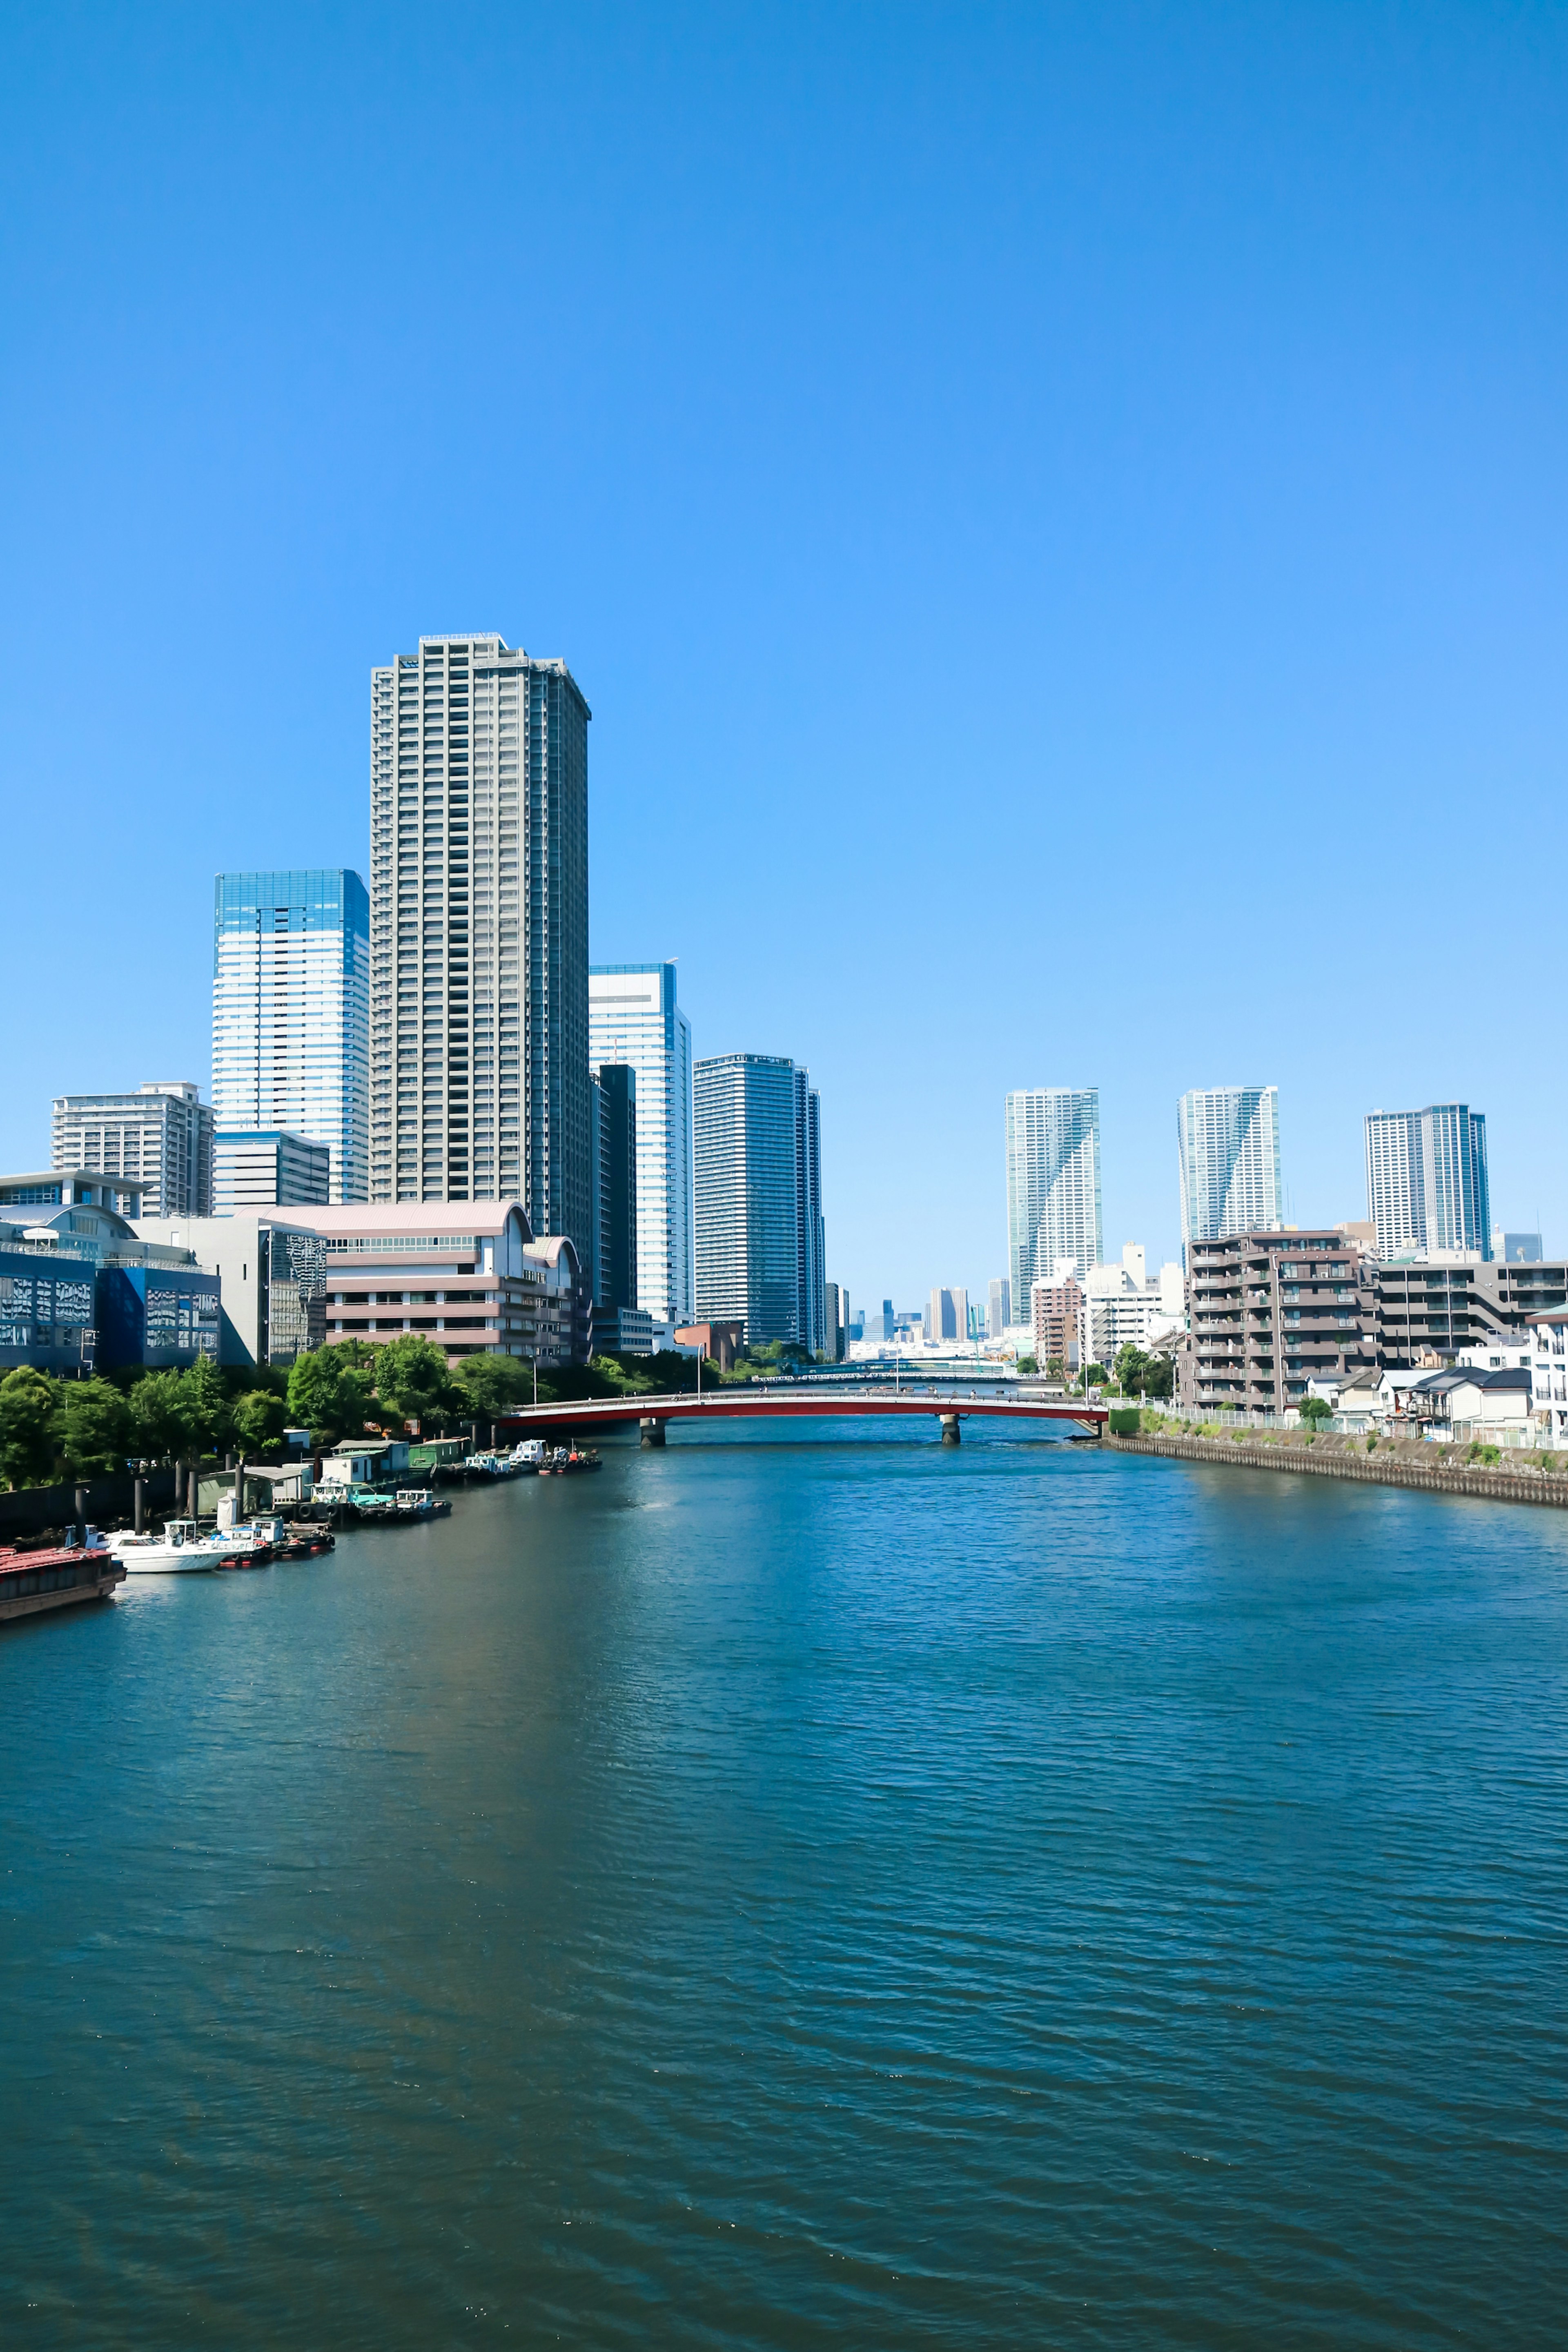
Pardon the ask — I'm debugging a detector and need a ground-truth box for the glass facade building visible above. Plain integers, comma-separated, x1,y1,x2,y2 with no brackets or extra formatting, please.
1176,1085,1283,1259
368,635,590,1265
212,871,369,1205
1365,1105,1490,1260
589,963,693,1324
693,1053,824,1350
1006,1087,1102,1303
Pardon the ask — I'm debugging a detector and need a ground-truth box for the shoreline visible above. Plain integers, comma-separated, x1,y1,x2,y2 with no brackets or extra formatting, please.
1107,1429,1568,1509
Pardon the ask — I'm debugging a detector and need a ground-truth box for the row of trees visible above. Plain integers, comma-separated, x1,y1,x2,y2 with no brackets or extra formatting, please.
0,1356,288,1489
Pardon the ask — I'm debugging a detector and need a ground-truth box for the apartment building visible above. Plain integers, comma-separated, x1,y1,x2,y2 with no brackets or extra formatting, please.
52,1082,214,1219
1030,1276,1085,1373
1178,1229,1374,1413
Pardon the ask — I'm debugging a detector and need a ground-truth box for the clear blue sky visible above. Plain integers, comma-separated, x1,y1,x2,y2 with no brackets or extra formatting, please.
3,3,1565,1306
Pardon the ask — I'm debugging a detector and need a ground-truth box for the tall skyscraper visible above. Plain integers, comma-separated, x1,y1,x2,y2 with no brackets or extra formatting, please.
1365,1105,1490,1259
369,635,590,1257
212,870,369,1203
1006,1087,1102,1306
1177,1085,1282,1257
589,964,693,1323
52,1082,214,1218
693,1053,825,1349
588,1064,638,1316
988,1275,1011,1337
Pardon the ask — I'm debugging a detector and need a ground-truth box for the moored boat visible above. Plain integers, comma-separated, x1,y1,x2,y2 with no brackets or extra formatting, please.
111,1519,269,1574
0,1535,125,1624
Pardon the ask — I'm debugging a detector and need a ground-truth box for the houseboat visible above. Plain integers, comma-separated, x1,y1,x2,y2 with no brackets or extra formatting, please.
0,1535,126,1624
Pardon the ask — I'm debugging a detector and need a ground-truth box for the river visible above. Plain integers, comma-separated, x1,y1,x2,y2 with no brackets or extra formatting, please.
3,1422,1566,2347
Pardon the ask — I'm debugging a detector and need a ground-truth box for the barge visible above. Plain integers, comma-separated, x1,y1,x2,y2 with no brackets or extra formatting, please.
0,1536,126,1624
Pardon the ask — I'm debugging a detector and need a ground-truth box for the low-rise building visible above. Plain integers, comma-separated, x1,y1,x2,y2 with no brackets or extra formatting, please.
0,1189,218,1376
1084,1245,1185,1365
1031,1276,1084,1373
131,1214,327,1369
675,1319,745,1371
1526,1308,1568,1446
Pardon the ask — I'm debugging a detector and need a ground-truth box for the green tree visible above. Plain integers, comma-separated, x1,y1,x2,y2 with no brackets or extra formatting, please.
452,1353,535,1417
1084,1361,1109,1390
287,1343,374,1442
1143,1352,1175,1401
1016,1355,1039,1376
53,1377,133,1477
1114,1343,1152,1396
1299,1395,1334,1426
175,1354,232,1457
0,1367,59,1490
375,1336,459,1429
232,1389,287,1452
1045,1356,1065,1383
127,1369,185,1459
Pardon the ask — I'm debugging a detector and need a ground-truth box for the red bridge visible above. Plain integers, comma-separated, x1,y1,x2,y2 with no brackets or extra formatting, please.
497,1386,1107,1448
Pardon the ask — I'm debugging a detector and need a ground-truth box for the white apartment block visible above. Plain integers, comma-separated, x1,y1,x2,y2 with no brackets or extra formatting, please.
1177,1085,1282,1256
52,1082,214,1219
1006,1087,1102,1302
1365,1104,1490,1259
212,870,369,1203
369,635,591,1261
1084,1243,1186,1365
589,963,693,1324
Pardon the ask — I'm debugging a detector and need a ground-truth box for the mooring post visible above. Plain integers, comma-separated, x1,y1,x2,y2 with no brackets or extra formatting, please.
134,1476,145,1535
939,1414,962,1446
640,1417,667,1449
187,1463,199,1518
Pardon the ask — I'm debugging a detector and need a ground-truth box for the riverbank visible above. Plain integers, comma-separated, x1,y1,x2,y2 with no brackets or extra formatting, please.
1108,1422,1568,1508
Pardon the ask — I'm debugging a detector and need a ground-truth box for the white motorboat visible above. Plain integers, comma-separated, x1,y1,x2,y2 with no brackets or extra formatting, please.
509,1439,547,1470
110,1518,270,1575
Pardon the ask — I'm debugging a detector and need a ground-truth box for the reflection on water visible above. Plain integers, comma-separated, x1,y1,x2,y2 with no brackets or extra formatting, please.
3,1424,1566,2347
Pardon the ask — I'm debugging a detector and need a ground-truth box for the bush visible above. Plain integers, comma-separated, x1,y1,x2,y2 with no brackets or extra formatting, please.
1366,1435,1378,1452
0,1367,59,1490
1299,1396,1334,1426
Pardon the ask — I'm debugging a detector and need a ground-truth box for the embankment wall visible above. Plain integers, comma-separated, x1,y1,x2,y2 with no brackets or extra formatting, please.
1107,1432,1568,1510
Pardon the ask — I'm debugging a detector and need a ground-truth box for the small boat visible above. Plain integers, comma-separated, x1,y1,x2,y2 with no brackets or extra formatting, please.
393,1488,450,1519
111,1519,268,1574
349,1489,399,1519
463,1450,518,1478
539,1446,602,1476
508,1439,547,1472
250,1513,336,1560
0,1535,125,1623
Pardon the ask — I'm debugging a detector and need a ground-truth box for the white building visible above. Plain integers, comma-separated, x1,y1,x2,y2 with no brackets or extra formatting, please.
214,1129,332,1213
1527,1309,1568,1445
368,635,591,1255
1365,1105,1490,1260
1006,1087,1102,1304
1083,1243,1186,1365
1177,1085,1282,1256
589,963,693,1324
52,1081,214,1219
213,870,369,1204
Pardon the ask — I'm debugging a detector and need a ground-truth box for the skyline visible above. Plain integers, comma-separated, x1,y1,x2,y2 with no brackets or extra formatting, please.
4,5,1566,1304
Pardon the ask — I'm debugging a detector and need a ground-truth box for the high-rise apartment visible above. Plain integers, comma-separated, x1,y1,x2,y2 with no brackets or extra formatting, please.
588,1064,638,1318
1006,1088,1102,1305
589,964,693,1323
52,1082,214,1219
214,1130,332,1214
369,635,590,1260
1365,1105,1490,1260
1177,1085,1283,1257
987,1276,1011,1339
693,1053,825,1349
212,870,370,1203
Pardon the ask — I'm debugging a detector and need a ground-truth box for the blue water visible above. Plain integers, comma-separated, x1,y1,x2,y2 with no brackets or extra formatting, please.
3,1425,1566,2346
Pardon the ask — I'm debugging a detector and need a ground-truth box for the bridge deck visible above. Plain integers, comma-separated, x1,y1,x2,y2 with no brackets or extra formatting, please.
496,1388,1106,1433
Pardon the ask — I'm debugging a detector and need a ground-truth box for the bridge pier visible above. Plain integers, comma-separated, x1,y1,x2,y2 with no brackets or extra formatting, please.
639,1418,667,1449
939,1414,962,1446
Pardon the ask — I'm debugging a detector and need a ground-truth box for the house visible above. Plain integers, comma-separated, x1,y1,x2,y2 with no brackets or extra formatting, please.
318,1439,411,1487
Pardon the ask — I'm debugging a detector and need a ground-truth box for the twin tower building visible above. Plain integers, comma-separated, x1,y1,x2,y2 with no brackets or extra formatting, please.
211,633,826,1348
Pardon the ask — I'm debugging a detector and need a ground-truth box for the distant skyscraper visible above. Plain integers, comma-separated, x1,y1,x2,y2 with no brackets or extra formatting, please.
1177,1086,1282,1257
693,1053,825,1349
52,1082,214,1219
1365,1105,1490,1259
368,635,590,1255
589,964,693,1323
1006,1088,1102,1306
988,1276,1011,1338
212,870,369,1203
588,1064,638,1318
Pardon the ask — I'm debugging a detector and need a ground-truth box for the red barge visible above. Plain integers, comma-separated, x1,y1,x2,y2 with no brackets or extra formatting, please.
0,1538,126,1624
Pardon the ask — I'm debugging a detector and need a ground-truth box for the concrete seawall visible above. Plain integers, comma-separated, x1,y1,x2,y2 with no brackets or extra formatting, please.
1107,1432,1568,1510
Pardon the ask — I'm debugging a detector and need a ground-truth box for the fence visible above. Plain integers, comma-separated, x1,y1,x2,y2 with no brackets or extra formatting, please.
0,1465,180,1544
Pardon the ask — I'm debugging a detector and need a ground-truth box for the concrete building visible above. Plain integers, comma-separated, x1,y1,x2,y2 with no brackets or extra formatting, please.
926,1286,969,1344
1030,1276,1085,1374
1494,1230,1544,1264
214,1130,332,1213
1084,1244,1186,1366
1006,1087,1102,1305
51,1082,213,1219
987,1276,1011,1339
141,1201,585,1370
1177,1086,1282,1257
694,1053,825,1349
1365,1105,1490,1260
212,869,369,1205
675,1320,745,1372
589,963,693,1325
1178,1229,1374,1414
824,1281,846,1361
369,635,591,1259
588,1064,638,1323
1527,1308,1568,1445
